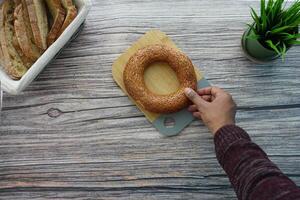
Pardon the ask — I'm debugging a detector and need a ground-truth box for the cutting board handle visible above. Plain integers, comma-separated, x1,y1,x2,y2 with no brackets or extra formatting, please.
153,79,211,137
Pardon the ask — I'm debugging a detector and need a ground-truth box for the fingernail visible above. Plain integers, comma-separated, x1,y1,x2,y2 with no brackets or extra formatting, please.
184,88,191,94
184,88,194,98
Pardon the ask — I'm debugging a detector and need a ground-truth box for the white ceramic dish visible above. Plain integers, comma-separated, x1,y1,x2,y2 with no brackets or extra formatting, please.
0,0,92,95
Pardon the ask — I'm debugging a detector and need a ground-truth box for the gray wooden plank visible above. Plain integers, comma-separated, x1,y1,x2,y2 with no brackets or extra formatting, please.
0,191,236,200
1,0,300,199
0,108,300,200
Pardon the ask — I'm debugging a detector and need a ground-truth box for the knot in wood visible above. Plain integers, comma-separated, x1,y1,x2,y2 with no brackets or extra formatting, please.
47,108,63,118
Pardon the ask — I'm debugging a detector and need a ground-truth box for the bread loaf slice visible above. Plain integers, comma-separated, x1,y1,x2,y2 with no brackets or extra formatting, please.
59,0,77,36
45,0,65,46
13,0,22,5
0,44,4,67
12,23,33,68
0,1,27,79
25,0,48,50
12,0,33,68
0,4,4,67
14,2,42,62
21,0,36,46
0,24,4,67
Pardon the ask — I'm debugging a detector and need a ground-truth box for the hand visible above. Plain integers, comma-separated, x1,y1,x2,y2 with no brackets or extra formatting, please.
184,87,237,135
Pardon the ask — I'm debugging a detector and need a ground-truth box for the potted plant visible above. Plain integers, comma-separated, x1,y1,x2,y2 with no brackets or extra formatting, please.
242,0,300,62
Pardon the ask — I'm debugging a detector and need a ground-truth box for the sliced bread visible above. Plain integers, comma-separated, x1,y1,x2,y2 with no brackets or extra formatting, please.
12,22,33,68
14,2,42,62
0,44,4,67
0,16,4,68
0,1,27,79
25,0,48,51
45,0,65,46
21,0,36,46
59,0,77,36
12,1,33,68
0,4,4,67
13,0,22,5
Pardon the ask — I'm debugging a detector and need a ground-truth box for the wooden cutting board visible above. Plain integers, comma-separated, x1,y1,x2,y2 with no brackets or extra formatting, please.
112,30,210,136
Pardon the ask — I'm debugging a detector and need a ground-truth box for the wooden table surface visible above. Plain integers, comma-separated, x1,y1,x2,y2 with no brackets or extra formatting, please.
1,0,300,199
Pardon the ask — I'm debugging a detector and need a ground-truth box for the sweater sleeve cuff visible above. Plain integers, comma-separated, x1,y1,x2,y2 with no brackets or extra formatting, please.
214,125,251,162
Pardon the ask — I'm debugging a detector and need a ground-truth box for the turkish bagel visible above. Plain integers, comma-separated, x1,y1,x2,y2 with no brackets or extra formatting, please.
123,44,197,113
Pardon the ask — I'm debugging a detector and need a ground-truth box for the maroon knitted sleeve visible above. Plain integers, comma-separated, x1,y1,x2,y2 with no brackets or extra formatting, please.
214,125,300,200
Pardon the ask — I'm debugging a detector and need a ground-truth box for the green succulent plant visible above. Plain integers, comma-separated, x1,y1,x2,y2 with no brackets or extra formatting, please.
248,0,300,59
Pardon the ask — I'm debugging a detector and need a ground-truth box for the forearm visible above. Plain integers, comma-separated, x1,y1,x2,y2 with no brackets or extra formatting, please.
214,125,300,200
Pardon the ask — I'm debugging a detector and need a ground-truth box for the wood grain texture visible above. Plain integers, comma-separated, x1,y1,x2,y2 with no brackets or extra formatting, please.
1,0,300,199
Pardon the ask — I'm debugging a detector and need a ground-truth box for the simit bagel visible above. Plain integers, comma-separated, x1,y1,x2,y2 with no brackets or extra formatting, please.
123,44,197,113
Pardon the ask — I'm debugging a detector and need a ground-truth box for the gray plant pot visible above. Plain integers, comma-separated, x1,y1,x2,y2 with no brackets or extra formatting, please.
241,27,280,63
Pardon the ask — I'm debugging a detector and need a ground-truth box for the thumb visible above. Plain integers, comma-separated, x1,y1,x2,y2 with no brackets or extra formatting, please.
184,88,207,108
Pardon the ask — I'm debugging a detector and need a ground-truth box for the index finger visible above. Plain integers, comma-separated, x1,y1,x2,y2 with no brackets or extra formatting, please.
197,87,224,97
184,88,207,108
